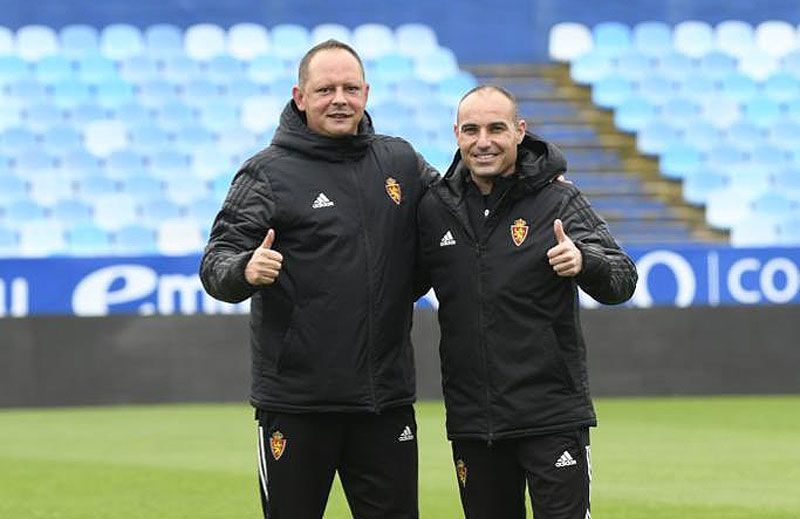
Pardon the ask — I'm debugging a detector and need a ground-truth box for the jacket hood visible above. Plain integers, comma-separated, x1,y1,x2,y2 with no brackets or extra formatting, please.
441,132,567,197
271,100,376,162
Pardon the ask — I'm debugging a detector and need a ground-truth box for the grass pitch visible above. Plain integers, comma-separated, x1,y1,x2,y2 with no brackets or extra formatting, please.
0,396,798,518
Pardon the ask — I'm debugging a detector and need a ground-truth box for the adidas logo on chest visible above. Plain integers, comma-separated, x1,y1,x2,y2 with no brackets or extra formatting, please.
312,192,335,209
440,230,456,247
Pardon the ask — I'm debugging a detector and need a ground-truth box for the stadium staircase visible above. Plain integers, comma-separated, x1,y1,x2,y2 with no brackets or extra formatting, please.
467,63,727,245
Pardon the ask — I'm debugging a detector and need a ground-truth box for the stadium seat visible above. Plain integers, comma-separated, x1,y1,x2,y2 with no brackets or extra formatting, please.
414,47,459,82
227,23,270,61
659,143,702,179
0,175,27,204
173,125,215,154
186,197,220,226
95,79,136,109
769,121,800,151
672,20,713,58
59,24,100,58
113,224,158,255
119,175,163,202
755,20,797,57
91,193,138,230
352,23,396,59
42,126,81,156
699,51,738,79
701,96,741,129
206,55,245,85
120,55,159,83
1,126,37,156
0,226,18,256
656,53,695,80
396,23,440,59
636,122,681,155
215,126,258,155
0,56,29,86
76,175,118,199
782,51,800,79
181,79,220,107
311,23,352,45
147,150,189,179
51,199,93,225
13,150,57,178
247,54,291,84
614,96,656,132
99,24,144,60
190,147,235,180
24,102,64,131
137,79,179,108
632,21,672,57
65,223,112,255
128,124,170,153
705,188,754,229
18,221,66,256
34,56,74,85
763,72,800,102
224,80,262,103
373,53,415,83
743,98,783,128
683,170,728,205
75,55,117,84
139,198,183,226
105,150,147,179
548,22,593,62
144,24,183,59
15,25,59,61
714,20,754,58
730,219,780,246
51,80,92,108
4,200,47,222
156,219,205,255
569,51,614,84
0,105,21,130
58,149,103,178
725,121,765,150
6,79,48,110
435,71,478,105
615,51,654,80
161,55,202,84
591,76,632,109
184,23,226,61
109,102,151,127
738,49,779,81
199,101,239,132
719,73,758,103
271,24,311,61
777,217,800,244
0,26,13,54
29,176,74,205
636,75,673,104
241,96,284,133
163,175,210,205
592,22,631,56
84,120,128,158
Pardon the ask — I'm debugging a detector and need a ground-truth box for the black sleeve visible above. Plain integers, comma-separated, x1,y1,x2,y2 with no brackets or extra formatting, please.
415,151,441,188
199,162,276,303
559,189,638,305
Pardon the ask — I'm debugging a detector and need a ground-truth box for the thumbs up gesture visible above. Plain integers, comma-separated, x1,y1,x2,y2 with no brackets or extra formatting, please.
245,229,284,286
546,219,582,277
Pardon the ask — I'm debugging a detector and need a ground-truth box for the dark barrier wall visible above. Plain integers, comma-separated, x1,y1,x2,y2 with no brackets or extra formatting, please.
1,305,798,407
4,0,800,63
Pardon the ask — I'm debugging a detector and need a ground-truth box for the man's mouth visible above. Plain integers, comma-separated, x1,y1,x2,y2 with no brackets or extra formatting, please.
328,113,352,119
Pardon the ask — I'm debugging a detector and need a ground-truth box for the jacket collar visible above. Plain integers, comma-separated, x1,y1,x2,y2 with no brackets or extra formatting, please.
270,100,375,162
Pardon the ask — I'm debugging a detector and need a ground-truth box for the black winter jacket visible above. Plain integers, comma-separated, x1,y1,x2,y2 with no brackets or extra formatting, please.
417,134,637,440
201,101,437,413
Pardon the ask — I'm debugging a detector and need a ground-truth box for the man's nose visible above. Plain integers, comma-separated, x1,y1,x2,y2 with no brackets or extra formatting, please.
332,87,347,104
476,129,491,147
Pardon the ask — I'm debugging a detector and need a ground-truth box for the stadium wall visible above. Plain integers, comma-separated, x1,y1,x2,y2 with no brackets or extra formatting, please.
4,0,800,63
1,305,798,407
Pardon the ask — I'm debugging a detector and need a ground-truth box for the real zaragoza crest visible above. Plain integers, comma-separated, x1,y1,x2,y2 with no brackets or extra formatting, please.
385,177,402,205
456,459,467,487
510,218,529,247
270,431,287,460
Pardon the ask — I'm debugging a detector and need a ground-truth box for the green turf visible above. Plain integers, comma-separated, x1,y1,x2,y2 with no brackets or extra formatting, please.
0,397,798,518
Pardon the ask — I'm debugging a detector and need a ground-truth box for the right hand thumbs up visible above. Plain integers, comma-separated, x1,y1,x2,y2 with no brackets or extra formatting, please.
245,229,283,286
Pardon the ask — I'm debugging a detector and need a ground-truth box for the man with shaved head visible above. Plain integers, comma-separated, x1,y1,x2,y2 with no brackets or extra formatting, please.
416,85,637,519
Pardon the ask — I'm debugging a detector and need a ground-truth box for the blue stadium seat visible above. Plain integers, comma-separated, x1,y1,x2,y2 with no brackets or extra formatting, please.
199,101,240,132
743,98,783,128
95,79,136,109
0,226,18,256
184,23,226,61
674,73,715,102
223,80,262,103
698,51,737,79
75,55,117,84
100,24,144,60
0,56,30,86
701,97,741,129
174,125,215,154
730,219,780,247
59,24,100,58
352,23,396,60
0,174,28,204
373,53,415,83
772,170,800,193
655,53,695,80
206,55,245,85
570,51,614,85
683,170,728,205
659,143,702,179
6,79,47,108
65,223,112,256
51,199,93,225
190,148,235,180
750,191,794,221
763,72,800,102
34,55,74,85
591,76,633,109
311,23,352,45
0,105,22,130
164,175,210,205
719,73,758,103
18,221,66,256
771,121,800,151
247,55,291,84
673,20,713,58
69,102,108,129
58,149,102,178
91,193,138,230
637,75,673,104
777,217,800,244
436,71,477,106
725,121,766,151
396,23,439,59
782,51,800,79
104,150,147,179
592,22,631,56
144,24,183,59
75,175,118,199
632,21,672,57
139,198,183,226
146,150,189,180
41,125,82,154
13,150,57,178
738,50,779,82
128,124,170,153
52,80,92,108
110,102,152,126
23,102,64,131
714,20,754,59
636,122,680,155
120,56,160,83
16,25,59,62
614,96,656,132
181,79,220,107
29,177,74,205
161,55,202,84
0,127,37,155
271,24,311,61
227,23,270,61
113,224,158,255
215,126,257,155
154,101,196,131
119,174,163,201
414,48,459,82
5,200,47,222
137,80,179,108
186,197,220,225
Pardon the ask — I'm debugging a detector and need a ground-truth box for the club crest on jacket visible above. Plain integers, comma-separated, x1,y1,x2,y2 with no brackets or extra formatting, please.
385,177,402,205
511,218,529,247
270,431,287,460
456,459,467,487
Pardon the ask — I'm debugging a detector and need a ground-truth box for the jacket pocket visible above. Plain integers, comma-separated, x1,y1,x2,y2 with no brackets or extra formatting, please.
540,324,579,393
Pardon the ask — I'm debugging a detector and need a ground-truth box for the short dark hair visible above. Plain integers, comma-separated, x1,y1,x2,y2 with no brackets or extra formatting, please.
297,39,365,88
457,85,520,121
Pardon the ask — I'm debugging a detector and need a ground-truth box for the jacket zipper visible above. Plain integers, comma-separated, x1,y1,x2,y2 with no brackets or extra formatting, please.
475,241,495,446
350,164,378,411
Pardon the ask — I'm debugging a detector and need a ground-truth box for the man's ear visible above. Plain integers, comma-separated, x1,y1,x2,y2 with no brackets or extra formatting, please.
292,85,305,111
516,118,526,144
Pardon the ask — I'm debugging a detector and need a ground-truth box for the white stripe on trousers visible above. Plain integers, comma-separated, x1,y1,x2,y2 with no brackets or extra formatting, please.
257,425,269,502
